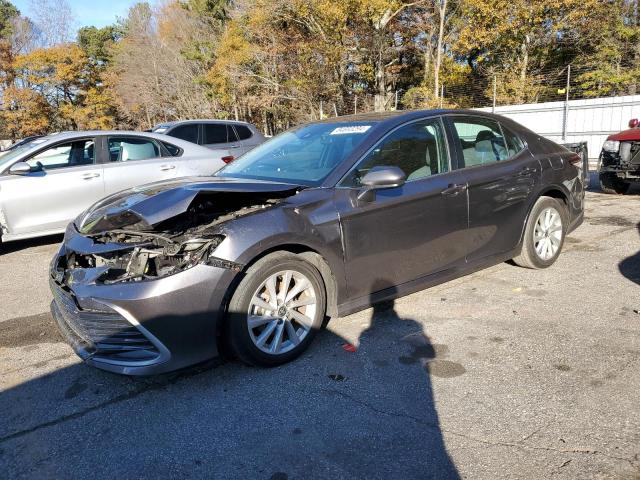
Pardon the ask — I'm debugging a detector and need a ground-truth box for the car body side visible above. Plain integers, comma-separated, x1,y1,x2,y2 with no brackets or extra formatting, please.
50,110,584,374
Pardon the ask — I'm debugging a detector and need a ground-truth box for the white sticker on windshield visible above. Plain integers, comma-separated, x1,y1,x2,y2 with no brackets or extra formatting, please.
330,125,371,135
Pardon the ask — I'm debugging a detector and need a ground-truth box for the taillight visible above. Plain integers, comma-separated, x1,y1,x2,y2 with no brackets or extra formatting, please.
221,155,234,164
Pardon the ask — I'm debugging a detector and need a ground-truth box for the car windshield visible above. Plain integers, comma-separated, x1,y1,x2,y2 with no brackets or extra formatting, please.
216,122,376,186
0,137,49,172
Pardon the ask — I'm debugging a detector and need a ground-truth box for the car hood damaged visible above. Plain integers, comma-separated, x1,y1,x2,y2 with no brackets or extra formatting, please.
59,177,303,285
77,177,302,235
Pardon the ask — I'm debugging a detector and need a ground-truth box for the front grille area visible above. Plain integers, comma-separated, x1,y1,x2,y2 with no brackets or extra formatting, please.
50,278,160,363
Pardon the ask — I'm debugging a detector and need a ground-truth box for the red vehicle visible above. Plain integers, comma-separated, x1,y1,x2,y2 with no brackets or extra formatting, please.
598,118,640,194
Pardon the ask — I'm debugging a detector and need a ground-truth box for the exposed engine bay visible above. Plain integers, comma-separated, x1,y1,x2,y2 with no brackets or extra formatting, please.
60,189,298,285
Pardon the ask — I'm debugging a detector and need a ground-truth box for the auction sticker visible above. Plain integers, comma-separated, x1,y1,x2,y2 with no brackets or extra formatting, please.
330,125,372,135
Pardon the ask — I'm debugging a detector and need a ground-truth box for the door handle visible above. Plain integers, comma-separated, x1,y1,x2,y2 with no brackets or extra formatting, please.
160,164,176,171
229,145,240,149
81,172,100,180
441,183,467,196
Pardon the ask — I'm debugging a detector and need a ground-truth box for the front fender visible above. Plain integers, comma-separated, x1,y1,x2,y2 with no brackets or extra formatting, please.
211,194,347,306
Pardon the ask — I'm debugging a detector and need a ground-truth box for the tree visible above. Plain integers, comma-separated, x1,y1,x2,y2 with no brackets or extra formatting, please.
0,0,19,39
27,0,75,47
78,25,121,64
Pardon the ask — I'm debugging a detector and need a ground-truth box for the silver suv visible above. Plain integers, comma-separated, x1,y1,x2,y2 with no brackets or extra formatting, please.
152,120,266,157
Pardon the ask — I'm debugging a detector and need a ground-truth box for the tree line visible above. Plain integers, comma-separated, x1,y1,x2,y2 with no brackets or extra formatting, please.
0,0,638,138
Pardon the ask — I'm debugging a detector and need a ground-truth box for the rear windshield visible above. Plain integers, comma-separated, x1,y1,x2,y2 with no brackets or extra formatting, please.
217,122,376,186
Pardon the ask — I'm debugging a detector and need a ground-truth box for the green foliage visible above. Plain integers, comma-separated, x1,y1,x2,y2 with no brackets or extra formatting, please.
0,0,19,39
77,25,121,63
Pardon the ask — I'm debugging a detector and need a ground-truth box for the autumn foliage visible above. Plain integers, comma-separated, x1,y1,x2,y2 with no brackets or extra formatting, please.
0,0,639,138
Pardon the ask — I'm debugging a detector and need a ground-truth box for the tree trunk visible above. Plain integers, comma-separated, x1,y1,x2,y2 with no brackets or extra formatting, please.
374,34,387,111
519,36,529,103
434,0,447,98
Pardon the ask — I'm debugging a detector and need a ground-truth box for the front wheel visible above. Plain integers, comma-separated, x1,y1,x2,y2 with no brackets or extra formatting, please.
226,251,326,367
599,173,630,194
513,197,567,269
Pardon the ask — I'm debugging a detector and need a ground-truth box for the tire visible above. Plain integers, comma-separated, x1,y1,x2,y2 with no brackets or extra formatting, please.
599,173,630,195
513,196,567,269
226,251,326,367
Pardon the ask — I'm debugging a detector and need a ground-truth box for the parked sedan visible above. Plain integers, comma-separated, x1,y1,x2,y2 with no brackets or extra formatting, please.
0,131,229,243
151,119,266,156
50,110,585,375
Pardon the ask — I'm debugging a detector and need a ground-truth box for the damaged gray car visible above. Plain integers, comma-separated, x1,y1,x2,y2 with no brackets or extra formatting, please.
50,110,585,375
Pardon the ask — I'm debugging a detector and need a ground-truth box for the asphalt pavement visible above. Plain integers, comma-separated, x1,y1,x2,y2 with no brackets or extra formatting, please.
0,177,639,479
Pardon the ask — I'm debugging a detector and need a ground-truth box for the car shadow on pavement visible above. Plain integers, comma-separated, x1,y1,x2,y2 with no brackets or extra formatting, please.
0,279,460,479
0,234,63,255
618,222,640,286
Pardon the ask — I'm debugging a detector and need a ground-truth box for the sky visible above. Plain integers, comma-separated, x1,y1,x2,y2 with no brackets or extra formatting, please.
12,0,139,29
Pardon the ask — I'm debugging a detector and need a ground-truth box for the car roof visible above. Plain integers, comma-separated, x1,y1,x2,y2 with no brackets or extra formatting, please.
154,119,254,128
315,108,514,125
15,130,218,154
310,108,534,138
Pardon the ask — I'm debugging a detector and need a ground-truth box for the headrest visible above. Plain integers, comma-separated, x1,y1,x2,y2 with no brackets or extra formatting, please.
475,130,495,143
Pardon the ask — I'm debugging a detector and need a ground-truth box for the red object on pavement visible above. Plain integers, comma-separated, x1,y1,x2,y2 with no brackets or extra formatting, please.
342,343,357,352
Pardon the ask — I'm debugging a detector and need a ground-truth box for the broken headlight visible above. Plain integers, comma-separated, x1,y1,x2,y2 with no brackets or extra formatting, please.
99,234,237,284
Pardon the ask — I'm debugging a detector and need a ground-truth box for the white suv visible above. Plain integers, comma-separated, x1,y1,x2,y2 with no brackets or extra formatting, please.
152,120,266,157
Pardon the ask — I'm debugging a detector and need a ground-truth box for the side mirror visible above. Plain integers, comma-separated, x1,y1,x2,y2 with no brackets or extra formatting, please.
8,161,32,175
357,165,406,202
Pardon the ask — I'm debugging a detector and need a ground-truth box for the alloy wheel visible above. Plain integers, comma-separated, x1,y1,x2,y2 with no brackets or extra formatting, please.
533,207,563,261
247,270,317,355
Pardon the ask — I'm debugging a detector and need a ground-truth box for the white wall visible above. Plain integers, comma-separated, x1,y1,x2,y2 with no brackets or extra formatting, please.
477,94,640,161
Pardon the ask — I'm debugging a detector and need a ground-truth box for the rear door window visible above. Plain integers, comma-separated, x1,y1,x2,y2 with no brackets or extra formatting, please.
450,117,509,169
108,137,161,162
204,124,228,144
168,124,198,144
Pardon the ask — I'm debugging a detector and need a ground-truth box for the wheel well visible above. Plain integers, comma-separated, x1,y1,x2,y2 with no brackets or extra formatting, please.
539,188,568,208
240,244,339,318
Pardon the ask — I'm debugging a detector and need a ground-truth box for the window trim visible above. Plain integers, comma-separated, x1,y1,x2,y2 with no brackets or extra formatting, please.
336,116,452,188
106,135,163,163
445,114,524,171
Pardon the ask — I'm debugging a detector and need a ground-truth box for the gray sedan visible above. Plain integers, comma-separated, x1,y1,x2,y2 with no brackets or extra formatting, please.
0,131,229,242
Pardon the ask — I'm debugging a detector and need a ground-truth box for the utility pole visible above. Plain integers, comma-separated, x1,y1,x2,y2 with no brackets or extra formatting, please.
562,65,571,141
354,95,358,115
333,103,338,117
492,75,497,113
394,90,398,110
440,85,444,108
320,100,323,120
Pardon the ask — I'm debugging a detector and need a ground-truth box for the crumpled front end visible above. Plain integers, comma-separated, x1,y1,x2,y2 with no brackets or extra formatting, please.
49,224,242,375
49,178,301,374
599,141,640,182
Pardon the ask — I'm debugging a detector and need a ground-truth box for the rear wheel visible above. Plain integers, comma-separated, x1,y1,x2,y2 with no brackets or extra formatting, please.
513,196,567,269
599,173,630,194
227,252,326,367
